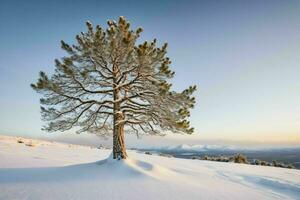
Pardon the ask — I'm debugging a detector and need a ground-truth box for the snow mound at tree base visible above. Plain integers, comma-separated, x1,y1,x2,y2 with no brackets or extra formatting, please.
96,153,174,179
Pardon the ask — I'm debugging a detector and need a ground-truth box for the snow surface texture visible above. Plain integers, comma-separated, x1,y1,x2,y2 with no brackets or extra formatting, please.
0,135,299,200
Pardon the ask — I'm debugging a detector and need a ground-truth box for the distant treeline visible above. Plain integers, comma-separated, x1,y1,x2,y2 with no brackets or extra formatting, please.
198,154,295,169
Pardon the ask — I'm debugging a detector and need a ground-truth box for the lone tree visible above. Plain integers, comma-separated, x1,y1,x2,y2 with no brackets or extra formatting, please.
31,17,196,159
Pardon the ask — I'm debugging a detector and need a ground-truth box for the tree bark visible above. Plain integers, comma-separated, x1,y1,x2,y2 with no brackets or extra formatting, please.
112,74,127,159
113,119,127,159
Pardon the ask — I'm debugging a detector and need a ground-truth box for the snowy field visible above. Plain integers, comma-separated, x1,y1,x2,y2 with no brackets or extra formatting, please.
0,135,299,200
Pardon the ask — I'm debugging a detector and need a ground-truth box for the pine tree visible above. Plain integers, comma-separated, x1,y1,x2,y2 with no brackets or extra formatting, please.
31,17,196,159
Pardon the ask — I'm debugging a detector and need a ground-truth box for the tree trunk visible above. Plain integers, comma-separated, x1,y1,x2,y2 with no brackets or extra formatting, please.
113,120,127,159
112,80,127,159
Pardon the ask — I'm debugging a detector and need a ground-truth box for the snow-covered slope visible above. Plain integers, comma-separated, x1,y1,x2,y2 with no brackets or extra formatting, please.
0,135,299,200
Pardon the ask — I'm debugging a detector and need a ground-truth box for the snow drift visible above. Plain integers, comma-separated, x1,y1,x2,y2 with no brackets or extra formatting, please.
0,135,299,200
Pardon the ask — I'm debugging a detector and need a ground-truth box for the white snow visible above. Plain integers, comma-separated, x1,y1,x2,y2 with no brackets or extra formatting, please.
0,135,299,200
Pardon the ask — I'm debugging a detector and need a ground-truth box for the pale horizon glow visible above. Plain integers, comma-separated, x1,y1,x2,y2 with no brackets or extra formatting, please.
0,0,299,145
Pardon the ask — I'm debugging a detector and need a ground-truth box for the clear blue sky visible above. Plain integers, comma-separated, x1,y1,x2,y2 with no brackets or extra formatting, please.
0,0,299,144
